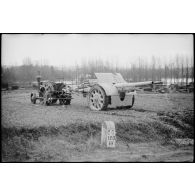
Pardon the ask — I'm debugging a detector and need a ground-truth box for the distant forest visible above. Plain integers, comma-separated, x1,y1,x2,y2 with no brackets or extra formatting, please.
1,56,194,85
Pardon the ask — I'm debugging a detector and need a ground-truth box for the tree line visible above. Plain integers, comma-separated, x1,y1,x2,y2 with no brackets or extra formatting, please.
1,55,194,85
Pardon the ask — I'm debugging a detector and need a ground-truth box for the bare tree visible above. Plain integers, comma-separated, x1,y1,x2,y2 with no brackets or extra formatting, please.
175,55,180,83
191,56,194,83
181,56,184,85
185,56,189,86
170,62,173,84
144,62,148,81
151,56,156,81
164,64,167,84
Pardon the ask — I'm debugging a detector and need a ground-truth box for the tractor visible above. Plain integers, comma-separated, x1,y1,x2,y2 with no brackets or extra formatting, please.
30,75,72,106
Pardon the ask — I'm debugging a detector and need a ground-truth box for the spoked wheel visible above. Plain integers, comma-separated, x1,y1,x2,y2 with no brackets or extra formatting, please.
30,93,37,104
88,85,108,111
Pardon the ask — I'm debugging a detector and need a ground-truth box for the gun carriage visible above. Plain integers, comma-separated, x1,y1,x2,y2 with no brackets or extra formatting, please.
76,73,158,111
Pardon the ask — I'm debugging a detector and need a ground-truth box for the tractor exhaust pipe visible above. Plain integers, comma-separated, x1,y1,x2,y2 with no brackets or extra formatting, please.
36,71,41,90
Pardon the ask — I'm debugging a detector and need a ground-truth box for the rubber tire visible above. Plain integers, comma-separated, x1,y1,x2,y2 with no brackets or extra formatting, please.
88,84,108,111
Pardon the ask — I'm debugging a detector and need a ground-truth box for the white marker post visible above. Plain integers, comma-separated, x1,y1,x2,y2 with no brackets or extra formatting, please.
101,121,116,148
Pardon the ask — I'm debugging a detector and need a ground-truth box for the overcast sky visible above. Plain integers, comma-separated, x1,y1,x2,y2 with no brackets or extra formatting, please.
2,34,193,68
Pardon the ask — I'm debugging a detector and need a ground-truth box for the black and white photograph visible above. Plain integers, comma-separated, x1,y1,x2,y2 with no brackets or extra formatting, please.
1,34,194,162
1,0,195,194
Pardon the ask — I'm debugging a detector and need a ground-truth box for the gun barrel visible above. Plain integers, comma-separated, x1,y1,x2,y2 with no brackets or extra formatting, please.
115,81,153,88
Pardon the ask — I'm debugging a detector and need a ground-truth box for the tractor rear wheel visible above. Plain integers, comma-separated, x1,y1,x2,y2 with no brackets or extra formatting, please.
88,85,108,111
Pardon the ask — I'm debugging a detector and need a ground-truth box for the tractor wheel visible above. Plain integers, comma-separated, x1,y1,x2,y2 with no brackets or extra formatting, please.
88,85,108,111
43,92,52,106
30,93,37,104
64,99,71,105
59,98,71,105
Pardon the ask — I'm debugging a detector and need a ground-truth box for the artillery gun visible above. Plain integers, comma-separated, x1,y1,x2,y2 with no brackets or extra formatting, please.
76,73,160,111
30,75,72,106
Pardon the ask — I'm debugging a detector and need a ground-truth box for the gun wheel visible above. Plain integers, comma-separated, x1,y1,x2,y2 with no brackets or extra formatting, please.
88,85,108,111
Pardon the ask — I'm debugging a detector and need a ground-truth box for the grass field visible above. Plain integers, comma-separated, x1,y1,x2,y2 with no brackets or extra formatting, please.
1,89,194,162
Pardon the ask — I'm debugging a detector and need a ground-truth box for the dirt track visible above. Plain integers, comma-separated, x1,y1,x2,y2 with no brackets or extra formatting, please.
1,89,194,162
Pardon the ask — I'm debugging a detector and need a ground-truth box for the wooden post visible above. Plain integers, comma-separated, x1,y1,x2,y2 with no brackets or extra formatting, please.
101,121,116,148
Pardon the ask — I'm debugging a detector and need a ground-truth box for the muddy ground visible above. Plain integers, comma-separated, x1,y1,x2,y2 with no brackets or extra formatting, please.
1,89,194,162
